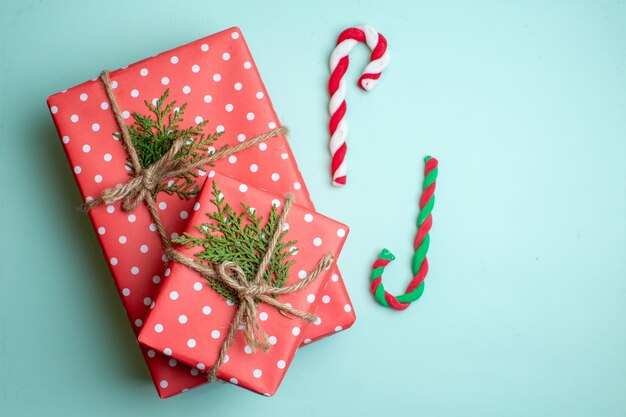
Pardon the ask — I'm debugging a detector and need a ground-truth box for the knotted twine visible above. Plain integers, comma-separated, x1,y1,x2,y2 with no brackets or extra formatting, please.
166,193,334,381
88,70,334,383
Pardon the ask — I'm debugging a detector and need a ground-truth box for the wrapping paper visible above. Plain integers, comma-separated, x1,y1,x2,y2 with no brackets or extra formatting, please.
46,27,355,397
139,172,348,395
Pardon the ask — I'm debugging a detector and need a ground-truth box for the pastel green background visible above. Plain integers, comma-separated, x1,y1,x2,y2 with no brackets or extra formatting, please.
1,0,625,416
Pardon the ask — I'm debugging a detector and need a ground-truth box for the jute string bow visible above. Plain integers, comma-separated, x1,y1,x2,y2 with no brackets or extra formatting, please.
89,70,333,382
166,193,334,381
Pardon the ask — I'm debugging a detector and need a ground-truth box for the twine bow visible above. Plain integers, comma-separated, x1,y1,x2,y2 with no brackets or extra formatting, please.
91,137,187,211
166,192,334,381
89,70,334,383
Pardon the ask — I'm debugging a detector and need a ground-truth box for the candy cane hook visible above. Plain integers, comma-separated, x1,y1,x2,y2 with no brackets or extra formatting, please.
370,156,438,310
328,24,391,186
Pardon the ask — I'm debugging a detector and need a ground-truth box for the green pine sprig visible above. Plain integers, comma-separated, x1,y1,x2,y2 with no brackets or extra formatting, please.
173,181,297,302
116,89,225,200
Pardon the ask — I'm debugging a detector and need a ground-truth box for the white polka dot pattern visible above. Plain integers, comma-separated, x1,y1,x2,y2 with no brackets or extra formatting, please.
139,172,349,395
47,26,355,398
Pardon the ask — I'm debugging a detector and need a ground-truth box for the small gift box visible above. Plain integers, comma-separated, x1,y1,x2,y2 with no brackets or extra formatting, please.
139,172,348,395
46,27,355,397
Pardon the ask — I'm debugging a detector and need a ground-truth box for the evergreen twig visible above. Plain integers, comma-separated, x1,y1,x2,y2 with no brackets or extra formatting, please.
116,89,224,200
173,182,297,301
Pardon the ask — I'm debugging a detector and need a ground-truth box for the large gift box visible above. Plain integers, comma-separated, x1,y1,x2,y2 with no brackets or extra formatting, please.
47,27,355,397
139,172,348,395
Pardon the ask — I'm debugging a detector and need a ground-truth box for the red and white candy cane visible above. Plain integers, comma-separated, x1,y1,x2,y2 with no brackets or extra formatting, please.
328,24,390,186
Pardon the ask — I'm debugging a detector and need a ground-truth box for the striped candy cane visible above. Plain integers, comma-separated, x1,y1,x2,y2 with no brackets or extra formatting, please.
328,25,390,186
370,156,438,310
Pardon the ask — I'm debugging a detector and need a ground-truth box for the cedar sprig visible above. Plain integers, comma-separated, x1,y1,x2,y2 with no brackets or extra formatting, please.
173,181,297,302
116,89,225,200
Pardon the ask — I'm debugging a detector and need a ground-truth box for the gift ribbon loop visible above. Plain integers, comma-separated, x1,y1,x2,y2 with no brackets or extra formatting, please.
166,193,334,382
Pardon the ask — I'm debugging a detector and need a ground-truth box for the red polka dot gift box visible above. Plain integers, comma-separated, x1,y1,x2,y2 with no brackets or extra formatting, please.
138,171,349,396
46,27,356,398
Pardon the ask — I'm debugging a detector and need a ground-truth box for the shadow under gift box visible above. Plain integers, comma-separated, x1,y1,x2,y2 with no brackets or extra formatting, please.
46,26,356,397
139,172,349,396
